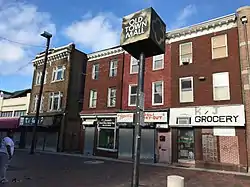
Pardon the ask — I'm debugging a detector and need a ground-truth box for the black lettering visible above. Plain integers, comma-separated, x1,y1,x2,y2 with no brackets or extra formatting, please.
206,116,212,122
213,116,219,122
219,116,226,122
201,116,206,122
195,116,201,122
233,115,239,122
225,116,233,122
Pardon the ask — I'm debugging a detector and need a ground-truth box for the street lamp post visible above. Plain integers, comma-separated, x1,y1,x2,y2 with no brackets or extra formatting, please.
30,31,52,154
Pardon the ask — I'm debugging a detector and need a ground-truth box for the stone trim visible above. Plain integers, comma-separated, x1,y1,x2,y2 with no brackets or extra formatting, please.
240,41,250,47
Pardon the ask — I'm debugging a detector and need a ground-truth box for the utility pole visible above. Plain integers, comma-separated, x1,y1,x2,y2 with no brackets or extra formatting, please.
131,52,146,187
30,31,52,154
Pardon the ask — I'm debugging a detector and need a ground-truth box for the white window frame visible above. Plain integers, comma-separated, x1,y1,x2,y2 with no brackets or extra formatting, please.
179,77,194,103
44,71,48,84
48,92,63,111
128,84,137,106
107,87,117,107
109,60,118,77
35,72,42,85
130,56,139,74
92,64,99,80
179,42,193,65
212,72,230,101
152,81,164,105
51,66,66,82
89,90,97,108
153,54,164,70
211,34,228,59
34,95,44,112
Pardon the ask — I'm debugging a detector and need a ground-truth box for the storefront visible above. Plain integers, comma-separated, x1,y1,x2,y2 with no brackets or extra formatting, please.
19,115,62,152
117,110,170,163
169,104,247,172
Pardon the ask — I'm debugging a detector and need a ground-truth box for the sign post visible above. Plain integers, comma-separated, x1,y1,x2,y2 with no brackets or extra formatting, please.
120,7,166,187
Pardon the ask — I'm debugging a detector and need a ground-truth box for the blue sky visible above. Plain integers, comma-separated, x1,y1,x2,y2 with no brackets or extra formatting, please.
0,0,249,92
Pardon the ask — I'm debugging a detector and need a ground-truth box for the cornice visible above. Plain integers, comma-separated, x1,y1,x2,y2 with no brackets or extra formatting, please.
166,14,237,43
32,43,74,66
87,47,124,61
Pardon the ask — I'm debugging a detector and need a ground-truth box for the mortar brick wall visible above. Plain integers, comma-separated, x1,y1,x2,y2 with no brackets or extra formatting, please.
237,6,250,171
121,44,172,111
81,52,125,114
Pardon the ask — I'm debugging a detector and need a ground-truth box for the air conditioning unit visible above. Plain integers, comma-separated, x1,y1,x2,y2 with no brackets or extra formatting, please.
181,58,191,65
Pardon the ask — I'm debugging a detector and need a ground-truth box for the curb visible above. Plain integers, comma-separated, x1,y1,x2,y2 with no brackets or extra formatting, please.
16,149,250,177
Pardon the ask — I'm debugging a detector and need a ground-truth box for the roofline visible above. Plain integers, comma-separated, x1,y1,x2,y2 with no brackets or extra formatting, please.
87,45,121,55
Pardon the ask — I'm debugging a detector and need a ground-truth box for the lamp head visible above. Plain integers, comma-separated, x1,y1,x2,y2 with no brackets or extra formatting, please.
41,31,52,39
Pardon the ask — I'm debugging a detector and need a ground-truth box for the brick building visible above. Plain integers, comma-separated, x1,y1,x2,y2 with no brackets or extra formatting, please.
168,13,247,172
20,43,87,152
80,47,125,157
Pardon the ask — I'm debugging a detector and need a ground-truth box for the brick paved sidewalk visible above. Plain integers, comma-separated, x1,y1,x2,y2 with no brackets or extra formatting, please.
2,151,250,187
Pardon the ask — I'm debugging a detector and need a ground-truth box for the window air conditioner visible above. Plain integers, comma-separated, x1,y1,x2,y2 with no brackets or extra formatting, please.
181,58,190,65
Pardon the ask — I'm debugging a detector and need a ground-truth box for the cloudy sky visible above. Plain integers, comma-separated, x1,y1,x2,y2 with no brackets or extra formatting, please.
0,0,248,91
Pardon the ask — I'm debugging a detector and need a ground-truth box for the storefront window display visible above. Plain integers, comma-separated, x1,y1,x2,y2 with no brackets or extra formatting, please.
97,118,118,151
177,129,195,161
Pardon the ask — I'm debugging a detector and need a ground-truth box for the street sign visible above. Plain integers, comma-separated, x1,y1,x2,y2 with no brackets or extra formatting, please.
120,7,166,59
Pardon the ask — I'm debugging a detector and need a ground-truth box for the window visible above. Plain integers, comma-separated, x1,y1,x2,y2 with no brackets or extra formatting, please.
0,111,13,117
89,90,97,108
211,34,228,59
130,56,139,74
178,129,194,161
35,72,42,85
52,66,65,82
92,64,99,80
212,72,230,100
152,81,164,105
153,54,164,70
48,92,63,111
128,85,137,106
35,71,47,85
14,110,26,117
179,77,194,103
179,42,192,65
109,60,118,77
107,88,116,107
33,95,44,112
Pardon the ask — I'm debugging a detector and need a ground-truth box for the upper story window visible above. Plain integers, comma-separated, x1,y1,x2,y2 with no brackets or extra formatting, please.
153,54,164,70
211,34,228,59
109,60,118,77
179,42,192,65
35,72,42,85
48,92,63,111
152,81,164,105
89,90,97,108
179,77,194,103
128,84,137,106
92,64,99,80
14,110,26,117
107,87,117,107
0,111,13,117
130,56,139,74
212,72,230,101
52,66,65,82
33,95,44,112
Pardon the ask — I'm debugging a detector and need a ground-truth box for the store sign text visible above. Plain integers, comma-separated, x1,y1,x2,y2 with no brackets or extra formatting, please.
124,16,148,39
194,115,239,123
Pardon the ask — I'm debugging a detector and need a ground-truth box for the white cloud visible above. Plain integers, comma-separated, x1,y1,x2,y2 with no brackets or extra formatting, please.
64,12,121,52
0,0,56,75
169,4,197,30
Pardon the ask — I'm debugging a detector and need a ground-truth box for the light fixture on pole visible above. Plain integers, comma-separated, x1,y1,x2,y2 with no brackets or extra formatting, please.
30,31,52,154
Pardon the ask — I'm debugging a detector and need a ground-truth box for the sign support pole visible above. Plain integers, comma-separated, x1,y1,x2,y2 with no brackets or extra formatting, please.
131,52,145,187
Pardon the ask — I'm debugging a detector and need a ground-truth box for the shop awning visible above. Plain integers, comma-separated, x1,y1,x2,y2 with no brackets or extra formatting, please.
0,117,19,129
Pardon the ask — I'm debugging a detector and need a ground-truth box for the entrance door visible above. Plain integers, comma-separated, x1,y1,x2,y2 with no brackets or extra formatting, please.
158,132,171,163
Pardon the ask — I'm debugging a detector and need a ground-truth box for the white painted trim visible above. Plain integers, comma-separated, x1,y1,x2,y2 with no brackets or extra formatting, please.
107,87,116,107
128,84,137,106
89,90,97,108
211,34,228,60
130,56,139,74
152,81,164,106
239,41,250,47
179,76,194,103
88,47,124,61
152,54,164,70
179,42,193,66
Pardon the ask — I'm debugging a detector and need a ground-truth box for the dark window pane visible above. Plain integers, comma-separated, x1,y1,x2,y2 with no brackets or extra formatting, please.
181,80,191,90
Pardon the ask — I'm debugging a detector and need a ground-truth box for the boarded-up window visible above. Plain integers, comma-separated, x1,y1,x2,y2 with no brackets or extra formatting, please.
211,34,228,59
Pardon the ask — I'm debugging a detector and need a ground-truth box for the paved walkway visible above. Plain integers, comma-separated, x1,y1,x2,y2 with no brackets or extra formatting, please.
2,151,250,187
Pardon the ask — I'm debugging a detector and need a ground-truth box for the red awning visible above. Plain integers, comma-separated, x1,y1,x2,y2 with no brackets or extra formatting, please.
0,117,19,129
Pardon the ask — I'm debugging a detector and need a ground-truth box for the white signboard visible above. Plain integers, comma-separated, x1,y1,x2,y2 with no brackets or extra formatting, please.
117,112,168,123
213,127,236,136
169,105,245,127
